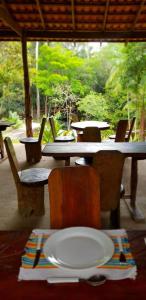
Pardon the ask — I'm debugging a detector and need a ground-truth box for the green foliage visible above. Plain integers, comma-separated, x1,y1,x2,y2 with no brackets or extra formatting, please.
34,44,84,97
4,111,22,129
77,92,108,120
0,42,24,117
105,43,146,133
42,122,54,143
0,41,146,138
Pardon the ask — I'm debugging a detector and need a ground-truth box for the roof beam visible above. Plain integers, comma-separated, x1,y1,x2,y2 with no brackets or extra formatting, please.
132,0,146,30
0,0,22,36
35,0,45,29
2,30,146,41
71,0,75,30
103,0,110,31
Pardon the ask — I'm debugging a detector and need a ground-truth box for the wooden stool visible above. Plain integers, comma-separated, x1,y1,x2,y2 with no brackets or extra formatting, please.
20,117,46,164
4,137,51,217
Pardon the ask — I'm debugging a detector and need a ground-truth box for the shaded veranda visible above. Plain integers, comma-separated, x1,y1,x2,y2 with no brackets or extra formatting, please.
0,142,146,231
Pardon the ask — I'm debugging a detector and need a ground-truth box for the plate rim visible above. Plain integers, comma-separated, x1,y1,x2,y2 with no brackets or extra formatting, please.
43,227,114,270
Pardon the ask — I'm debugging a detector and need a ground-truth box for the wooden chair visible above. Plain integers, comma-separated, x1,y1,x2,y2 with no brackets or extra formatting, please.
75,126,101,166
77,125,102,142
48,166,101,229
69,113,82,141
49,115,75,142
0,131,4,158
109,119,128,142
81,126,101,142
20,117,46,164
125,117,136,142
92,150,125,228
4,137,51,217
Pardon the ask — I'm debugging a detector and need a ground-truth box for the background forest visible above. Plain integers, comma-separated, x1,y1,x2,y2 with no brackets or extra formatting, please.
0,41,146,139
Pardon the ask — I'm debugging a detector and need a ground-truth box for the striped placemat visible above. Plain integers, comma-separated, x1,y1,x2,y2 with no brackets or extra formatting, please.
18,229,137,281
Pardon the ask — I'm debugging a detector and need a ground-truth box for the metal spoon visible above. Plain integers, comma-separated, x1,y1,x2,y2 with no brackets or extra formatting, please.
80,275,107,286
47,275,107,286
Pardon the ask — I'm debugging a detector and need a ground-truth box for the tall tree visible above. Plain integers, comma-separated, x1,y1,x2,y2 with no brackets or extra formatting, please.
35,41,40,119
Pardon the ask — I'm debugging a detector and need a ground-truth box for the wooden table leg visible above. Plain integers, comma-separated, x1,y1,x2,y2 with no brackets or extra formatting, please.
0,131,4,158
124,158,145,222
65,157,70,166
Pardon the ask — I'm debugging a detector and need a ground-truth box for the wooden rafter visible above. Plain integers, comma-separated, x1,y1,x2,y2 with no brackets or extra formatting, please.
71,0,75,30
35,0,45,29
132,0,146,30
2,30,146,41
0,0,22,36
103,0,110,31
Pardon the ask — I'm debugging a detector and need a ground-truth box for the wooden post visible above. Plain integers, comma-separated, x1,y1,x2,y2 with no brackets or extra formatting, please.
21,35,33,137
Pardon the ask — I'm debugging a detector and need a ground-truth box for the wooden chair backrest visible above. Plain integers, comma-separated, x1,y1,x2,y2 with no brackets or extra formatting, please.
82,127,101,142
115,119,128,142
92,150,125,211
38,117,47,143
4,137,20,184
126,117,136,142
49,116,56,141
48,166,101,229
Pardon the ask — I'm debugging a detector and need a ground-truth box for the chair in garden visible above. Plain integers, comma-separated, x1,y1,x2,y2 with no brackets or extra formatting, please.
49,115,75,142
4,137,51,217
125,117,136,142
75,126,101,166
108,119,128,142
48,166,101,229
92,150,125,228
49,115,75,165
79,126,101,142
19,117,46,164
0,132,4,159
69,113,82,141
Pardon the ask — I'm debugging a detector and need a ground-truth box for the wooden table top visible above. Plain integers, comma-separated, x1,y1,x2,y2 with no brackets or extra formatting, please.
71,121,110,131
0,121,14,131
42,142,146,158
0,230,146,300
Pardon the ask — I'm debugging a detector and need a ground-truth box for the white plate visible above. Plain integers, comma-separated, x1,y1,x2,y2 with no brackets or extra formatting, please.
43,227,114,271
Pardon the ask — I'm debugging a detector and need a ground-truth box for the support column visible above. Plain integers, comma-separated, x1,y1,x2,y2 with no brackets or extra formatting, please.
21,35,33,137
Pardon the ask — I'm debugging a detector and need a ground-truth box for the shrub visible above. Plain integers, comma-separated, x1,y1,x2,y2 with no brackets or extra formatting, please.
5,111,22,129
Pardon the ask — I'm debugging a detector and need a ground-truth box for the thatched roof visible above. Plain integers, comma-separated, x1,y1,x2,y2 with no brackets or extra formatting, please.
1,0,146,42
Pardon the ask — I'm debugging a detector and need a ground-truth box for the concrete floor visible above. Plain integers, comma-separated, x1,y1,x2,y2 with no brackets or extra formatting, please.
0,143,146,230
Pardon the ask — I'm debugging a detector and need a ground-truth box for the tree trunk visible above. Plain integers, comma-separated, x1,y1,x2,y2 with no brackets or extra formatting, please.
21,36,32,137
139,95,145,141
45,96,48,115
36,41,40,120
127,91,130,128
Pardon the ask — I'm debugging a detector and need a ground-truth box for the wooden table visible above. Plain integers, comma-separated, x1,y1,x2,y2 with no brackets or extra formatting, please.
0,121,14,158
42,142,146,222
0,230,146,300
71,120,110,131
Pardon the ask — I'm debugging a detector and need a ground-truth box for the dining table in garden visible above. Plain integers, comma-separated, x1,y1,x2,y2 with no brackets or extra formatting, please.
71,120,110,131
0,230,146,300
42,141,146,223
0,121,14,159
